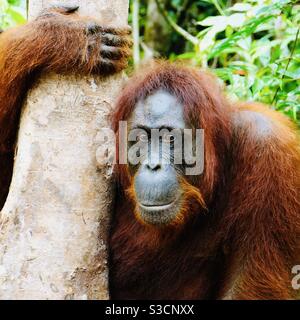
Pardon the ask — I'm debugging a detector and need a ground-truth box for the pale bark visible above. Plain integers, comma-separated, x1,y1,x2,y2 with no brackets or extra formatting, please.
0,0,129,300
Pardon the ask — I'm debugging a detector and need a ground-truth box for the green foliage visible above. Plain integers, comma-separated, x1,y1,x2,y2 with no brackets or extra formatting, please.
133,0,299,125
0,0,26,30
167,0,300,125
0,0,299,124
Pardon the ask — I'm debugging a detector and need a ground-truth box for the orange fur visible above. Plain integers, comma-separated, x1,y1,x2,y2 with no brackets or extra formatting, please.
126,175,206,229
109,62,300,300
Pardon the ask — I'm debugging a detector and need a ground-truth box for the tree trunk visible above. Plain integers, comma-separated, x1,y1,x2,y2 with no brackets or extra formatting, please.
0,0,129,300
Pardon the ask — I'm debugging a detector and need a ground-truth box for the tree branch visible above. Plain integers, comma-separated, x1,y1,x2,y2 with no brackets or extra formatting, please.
154,0,198,46
272,27,299,105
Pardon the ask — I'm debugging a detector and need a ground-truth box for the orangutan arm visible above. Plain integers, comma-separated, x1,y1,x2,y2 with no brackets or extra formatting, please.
0,6,131,152
0,6,131,207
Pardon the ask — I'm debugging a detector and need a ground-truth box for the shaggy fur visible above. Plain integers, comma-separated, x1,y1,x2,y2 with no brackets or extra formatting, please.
109,62,300,300
0,7,299,300
0,7,131,208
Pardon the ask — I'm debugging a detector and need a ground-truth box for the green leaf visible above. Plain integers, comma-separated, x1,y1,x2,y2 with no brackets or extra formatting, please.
175,52,197,59
208,15,274,59
198,15,227,27
229,3,252,12
7,0,21,5
7,7,25,24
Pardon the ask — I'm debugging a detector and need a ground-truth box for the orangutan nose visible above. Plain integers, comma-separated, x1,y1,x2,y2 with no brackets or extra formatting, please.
146,162,161,172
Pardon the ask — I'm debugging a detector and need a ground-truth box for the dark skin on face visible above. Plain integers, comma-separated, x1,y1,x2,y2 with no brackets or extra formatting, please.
127,89,189,226
110,63,300,300
1,8,299,299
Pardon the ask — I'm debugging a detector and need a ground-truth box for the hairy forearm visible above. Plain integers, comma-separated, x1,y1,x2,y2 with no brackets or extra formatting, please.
0,7,131,152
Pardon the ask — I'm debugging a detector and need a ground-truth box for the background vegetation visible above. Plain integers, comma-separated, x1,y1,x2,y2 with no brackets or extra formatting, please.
1,0,299,125
0,0,25,28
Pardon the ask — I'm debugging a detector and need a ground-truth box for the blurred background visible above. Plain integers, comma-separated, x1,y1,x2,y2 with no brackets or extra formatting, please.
0,0,299,126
